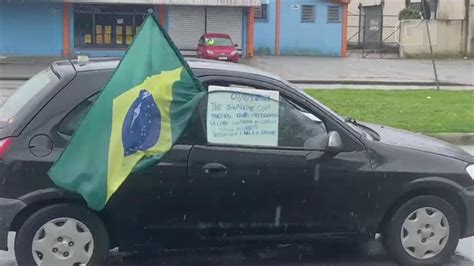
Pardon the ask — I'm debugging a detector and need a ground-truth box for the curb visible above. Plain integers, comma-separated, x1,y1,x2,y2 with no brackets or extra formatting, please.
0,76,30,81
288,80,473,87
2,76,473,88
428,133,474,146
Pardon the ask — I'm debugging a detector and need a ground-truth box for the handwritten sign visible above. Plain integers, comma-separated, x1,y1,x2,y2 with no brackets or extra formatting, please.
207,86,279,147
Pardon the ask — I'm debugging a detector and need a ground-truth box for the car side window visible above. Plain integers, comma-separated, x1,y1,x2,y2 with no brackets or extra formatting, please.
57,93,196,144
198,37,204,46
204,86,328,150
57,94,98,136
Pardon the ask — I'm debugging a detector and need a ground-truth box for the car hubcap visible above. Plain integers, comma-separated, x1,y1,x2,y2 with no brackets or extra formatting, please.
400,207,449,259
31,217,94,265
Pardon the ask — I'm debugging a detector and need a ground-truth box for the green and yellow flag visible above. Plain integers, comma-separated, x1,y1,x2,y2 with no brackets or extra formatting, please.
49,15,206,210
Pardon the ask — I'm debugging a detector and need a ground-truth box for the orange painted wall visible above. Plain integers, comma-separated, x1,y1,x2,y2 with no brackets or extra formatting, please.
341,3,348,57
62,3,71,57
247,7,255,58
275,0,281,55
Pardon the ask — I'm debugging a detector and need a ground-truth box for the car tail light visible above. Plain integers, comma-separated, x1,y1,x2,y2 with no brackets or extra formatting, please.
0,138,13,159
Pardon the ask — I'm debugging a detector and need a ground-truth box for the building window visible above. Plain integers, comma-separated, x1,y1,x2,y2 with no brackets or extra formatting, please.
254,4,269,21
73,4,151,49
327,6,341,23
301,5,315,23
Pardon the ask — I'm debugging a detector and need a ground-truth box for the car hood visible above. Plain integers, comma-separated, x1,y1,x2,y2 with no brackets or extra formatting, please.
361,122,474,163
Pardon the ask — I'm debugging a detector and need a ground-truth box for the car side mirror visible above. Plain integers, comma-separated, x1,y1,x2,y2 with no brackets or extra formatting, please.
234,44,238,47
326,131,343,153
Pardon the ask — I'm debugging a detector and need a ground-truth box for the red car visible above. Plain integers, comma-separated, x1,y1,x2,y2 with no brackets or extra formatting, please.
197,33,239,63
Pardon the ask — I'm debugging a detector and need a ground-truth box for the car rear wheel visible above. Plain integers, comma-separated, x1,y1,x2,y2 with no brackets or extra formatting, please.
384,195,460,265
14,203,109,266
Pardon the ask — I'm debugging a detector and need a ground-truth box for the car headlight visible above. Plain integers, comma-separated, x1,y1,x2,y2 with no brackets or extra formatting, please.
467,165,474,180
207,50,214,55
230,50,237,55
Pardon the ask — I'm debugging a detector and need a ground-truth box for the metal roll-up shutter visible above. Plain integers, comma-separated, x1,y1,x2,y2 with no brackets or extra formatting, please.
206,7,243,49
168,6,205,50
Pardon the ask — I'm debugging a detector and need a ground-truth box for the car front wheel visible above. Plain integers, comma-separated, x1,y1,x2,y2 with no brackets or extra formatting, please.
14,203,109,266
384,195,460,265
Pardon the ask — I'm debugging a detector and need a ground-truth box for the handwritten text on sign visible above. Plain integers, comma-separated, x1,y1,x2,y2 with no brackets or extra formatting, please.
207,86,280,147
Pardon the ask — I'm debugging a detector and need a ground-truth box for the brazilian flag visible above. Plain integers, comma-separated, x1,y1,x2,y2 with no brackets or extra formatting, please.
49,15,206,211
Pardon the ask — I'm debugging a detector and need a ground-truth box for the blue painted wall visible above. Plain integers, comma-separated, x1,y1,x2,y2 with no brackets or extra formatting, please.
254,2,276,55
253,0,343,56
0,2,63,56
279,0,342,56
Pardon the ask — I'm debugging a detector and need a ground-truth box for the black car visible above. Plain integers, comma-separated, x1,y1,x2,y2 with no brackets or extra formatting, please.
0,58,473,266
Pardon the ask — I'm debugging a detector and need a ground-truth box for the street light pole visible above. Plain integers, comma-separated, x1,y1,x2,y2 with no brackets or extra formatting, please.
422,0,440,90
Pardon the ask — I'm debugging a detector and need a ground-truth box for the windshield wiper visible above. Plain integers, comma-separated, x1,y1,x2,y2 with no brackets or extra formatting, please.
345,117,358,125
344,117,380,141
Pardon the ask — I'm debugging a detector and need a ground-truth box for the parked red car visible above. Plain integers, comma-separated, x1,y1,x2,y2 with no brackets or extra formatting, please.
196,33,239,63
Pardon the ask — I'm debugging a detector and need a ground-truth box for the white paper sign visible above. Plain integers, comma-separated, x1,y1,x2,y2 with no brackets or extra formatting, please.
207,86,280,147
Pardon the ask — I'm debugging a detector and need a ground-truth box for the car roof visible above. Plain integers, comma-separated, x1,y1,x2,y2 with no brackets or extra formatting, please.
202,33,230,38
68,57,283,81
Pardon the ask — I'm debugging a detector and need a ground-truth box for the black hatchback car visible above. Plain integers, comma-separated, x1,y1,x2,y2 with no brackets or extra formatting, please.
0,58,473,266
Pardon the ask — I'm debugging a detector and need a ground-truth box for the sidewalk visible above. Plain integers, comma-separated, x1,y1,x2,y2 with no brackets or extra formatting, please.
242,56,474,87
1,55,474,87
0,56,62,80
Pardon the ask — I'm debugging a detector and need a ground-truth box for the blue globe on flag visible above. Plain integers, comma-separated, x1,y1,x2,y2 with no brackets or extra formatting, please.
122,89,161,156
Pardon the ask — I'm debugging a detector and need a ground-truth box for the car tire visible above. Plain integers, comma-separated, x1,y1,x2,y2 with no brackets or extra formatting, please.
384,195,460,265
14,203,109,266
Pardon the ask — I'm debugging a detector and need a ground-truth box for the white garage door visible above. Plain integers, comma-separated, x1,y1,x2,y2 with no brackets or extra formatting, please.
168,6,243,51
168,6,205,50
206,7,243,49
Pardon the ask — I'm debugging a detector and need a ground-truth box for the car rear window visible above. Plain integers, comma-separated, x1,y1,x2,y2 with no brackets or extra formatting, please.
0,67,59,124
205,37,233,46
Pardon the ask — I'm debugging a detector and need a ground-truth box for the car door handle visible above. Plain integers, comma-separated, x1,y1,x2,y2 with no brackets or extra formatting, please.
203,163,228,177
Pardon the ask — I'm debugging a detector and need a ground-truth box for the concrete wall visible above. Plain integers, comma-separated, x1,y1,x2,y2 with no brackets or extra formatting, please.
0,2,64,56
437,0,465,20
279,0,342,56
254,2,276,55
399,19,465,58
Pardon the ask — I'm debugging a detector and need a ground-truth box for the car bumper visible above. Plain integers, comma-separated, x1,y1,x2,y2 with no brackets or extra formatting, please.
0,198,26,250
459,186,474,238
205,54,239,62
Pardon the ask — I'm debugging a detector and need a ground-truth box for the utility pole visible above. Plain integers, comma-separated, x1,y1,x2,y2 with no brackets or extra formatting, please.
464,0,471,56
421,0,440,90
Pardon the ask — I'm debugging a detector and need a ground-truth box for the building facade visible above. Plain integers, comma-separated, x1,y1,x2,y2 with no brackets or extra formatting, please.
348,0,472,56
0,0,349,58
255,0,349,56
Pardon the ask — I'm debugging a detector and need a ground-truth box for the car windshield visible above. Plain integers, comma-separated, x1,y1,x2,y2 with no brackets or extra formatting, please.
205,37,233,46
0,67,58,123
283,81,371,138
283,81,345,122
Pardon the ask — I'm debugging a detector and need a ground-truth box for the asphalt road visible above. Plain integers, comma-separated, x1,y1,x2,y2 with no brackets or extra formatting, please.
0,80,473,265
